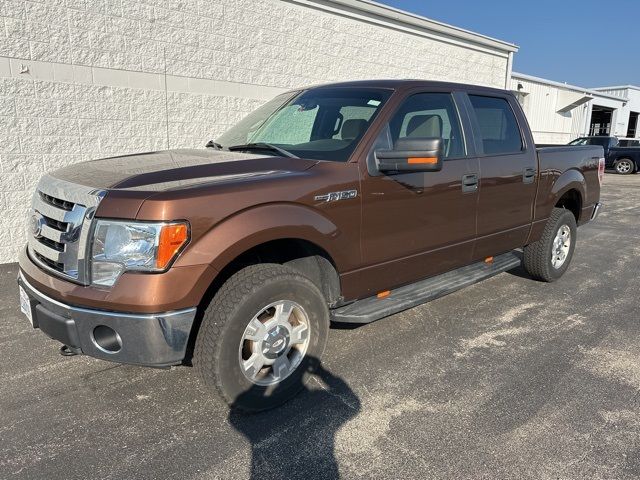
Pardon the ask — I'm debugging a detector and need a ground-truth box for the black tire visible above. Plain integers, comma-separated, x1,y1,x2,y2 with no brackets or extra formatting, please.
614,158,635,175
523,207,577,282
193,263,329,411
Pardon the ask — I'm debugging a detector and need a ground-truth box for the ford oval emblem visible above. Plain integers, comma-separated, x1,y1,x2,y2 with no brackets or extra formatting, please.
29,212,45,239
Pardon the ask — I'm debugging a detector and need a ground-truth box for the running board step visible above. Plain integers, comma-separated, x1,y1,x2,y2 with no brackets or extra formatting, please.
330,251,521,324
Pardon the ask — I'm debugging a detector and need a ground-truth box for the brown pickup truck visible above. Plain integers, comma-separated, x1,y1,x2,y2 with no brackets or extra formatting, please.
18,80,604,410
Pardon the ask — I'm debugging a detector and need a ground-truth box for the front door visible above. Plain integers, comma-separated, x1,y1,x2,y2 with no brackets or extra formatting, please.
356,91,480,297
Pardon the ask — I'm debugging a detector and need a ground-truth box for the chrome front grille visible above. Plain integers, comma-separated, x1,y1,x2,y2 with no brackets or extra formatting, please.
27,174,105,284
39,191,74,211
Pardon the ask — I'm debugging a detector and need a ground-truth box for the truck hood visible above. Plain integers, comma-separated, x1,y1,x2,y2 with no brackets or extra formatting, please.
49,149,318,192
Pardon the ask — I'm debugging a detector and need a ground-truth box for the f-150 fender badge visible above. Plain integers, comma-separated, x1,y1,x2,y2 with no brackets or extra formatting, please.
314,190,358,203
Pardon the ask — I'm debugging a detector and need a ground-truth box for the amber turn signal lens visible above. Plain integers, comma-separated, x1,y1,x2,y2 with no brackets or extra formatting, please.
377,290,391,299
156,223,189,269
407,157,438,164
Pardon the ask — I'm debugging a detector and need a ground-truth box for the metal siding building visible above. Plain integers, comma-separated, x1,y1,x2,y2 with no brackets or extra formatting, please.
592,86,640,138
511,72,628,144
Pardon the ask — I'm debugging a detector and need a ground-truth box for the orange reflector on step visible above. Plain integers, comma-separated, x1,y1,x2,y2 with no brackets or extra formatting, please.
408,157,438,164
377,290,391,299
484,256,494,264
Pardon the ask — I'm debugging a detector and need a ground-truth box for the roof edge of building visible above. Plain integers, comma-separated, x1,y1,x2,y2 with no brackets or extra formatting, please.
289,0,519,54
592,85,640,93
512,72,628,102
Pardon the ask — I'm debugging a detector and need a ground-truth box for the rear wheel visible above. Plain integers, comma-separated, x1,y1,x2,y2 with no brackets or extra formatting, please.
193,263,329,411
614,158,635,174
523,207,577,282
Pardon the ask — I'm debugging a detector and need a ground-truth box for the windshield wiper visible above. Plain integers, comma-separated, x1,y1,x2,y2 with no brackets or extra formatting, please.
205,140,223,150
228,142,298,158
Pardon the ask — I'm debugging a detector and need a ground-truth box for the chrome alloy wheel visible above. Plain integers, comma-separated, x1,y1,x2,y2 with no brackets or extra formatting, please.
551,224,571,269
238,300,310,386
615,159,633,174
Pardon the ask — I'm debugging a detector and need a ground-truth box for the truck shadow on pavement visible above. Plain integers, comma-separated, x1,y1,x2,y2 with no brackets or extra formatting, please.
227,357,360,480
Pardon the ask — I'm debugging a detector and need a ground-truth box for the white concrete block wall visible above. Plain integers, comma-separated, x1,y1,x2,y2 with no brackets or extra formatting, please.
0,0,512,263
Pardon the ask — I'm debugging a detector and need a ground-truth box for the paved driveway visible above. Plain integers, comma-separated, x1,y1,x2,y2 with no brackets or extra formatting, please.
1,173,639,479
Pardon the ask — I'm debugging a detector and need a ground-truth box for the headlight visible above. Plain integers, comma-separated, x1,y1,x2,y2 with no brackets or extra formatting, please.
91,220,189,287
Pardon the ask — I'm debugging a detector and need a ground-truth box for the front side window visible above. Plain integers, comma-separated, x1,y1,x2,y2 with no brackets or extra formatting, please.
468,95,523,155
216,88,391,161
386,93,465,158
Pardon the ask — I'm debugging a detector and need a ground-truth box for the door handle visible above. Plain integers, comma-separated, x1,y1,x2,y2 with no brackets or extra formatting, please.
462,173,478,193
523,167,536,184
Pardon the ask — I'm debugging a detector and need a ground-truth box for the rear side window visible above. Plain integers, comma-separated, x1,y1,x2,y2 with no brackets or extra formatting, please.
591,137,611,148
469,95,523,155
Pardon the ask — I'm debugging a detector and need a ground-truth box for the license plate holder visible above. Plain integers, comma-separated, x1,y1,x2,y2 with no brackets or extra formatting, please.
19,285,36,328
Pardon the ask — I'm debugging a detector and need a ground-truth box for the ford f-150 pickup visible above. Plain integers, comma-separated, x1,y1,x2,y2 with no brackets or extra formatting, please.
18,80,604,410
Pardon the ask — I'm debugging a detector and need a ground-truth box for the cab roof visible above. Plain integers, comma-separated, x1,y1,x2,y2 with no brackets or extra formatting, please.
294,79,509,96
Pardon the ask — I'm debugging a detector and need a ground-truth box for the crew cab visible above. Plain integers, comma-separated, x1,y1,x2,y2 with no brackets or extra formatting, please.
569,135,640,174
18,80,603,410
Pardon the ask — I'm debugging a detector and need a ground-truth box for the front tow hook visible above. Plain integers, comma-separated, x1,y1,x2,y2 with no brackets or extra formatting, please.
59,344,81,357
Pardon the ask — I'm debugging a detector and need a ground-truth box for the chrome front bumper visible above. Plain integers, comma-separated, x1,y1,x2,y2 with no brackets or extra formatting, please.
18,271,197,367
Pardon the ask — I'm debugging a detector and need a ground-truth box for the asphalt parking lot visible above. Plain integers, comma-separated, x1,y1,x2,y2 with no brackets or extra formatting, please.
1,173,639,480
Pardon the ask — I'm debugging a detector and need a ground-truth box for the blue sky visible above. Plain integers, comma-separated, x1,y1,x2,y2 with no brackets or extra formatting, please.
377,0,639,88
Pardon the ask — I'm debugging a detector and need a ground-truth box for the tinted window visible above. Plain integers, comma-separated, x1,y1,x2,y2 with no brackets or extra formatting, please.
590,137,612,148
332,105,378,140
387,93,465,158
469,95,523,155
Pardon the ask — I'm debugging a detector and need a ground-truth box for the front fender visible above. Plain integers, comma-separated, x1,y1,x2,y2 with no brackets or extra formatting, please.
175,203,346,272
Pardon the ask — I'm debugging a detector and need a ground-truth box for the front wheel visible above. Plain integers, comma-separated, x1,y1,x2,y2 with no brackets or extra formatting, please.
193,264,329,411
523,207,577,282
614,158,635,174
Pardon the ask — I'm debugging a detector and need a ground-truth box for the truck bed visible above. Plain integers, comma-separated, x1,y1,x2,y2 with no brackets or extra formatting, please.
535,144,603,223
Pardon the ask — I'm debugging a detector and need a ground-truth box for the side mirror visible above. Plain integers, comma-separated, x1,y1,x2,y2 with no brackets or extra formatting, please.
375,137,444,173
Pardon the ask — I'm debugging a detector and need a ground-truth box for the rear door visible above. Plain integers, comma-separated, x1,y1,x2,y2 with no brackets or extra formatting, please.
463,92,538,260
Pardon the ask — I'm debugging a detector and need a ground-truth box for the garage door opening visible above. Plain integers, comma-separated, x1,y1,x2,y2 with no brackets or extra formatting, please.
589,106,614,135
627,112,639,138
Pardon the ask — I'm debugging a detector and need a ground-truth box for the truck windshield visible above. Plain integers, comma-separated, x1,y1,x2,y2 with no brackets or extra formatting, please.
215,88,392,161
568,137,589,146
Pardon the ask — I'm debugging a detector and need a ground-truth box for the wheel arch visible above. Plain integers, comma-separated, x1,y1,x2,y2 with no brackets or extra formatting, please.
550,169,586,222
182,236,341,365
555,188,582,222
209,237,341,306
